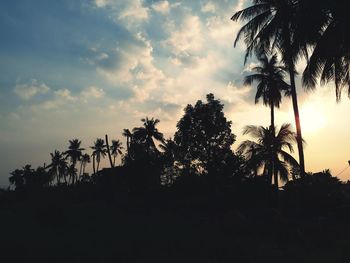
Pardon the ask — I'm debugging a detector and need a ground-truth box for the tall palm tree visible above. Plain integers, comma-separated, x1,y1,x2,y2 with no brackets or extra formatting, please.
110,139,124,166
122,129,133,159
65,139,84,184
91,138,107,173
133,117,164,153
244,50,290,130
238,124,300,190
232,0,306,177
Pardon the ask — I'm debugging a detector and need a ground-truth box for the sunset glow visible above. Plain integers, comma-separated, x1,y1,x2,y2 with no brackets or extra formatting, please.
1,0,350,186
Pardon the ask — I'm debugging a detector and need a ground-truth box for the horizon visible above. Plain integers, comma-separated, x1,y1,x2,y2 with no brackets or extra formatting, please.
1,0,350,187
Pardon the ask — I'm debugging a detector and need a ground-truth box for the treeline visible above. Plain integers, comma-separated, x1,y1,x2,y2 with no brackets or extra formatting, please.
8,94,243,191
6,94,347,212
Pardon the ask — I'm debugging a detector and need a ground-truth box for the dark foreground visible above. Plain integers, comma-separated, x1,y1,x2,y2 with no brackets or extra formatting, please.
1,184,350,263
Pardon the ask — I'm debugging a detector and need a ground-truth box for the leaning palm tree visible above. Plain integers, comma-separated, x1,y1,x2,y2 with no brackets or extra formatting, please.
64,139,84,184
238,124,299,190
302,0,350,101
244,50,290,130
110,139,124,166
91,138,107,173
132,117,164,153
232,0,306,177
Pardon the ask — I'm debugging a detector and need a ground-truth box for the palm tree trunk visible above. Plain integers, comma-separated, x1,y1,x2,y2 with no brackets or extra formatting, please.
288,66,305,178
93,155,96,175
127,137,130,159
113,156,116,167
268,102,275,185
79,161,83,178
273,159,279,190
105,134,114,168
57,171,60,185
72,163,76,185
97,159,100,173
283,26,305,178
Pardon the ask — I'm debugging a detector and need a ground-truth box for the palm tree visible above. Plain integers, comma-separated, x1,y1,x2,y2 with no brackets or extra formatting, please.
91,138,107,173
302,0,350,101
67,164,77,185
132,117,164,153
232,0,306,177
58,158,69,184
244,50,290,131
238,124,300,190
122,129,133,159
48,150,62,184
65,139,84,184
110,139,124,166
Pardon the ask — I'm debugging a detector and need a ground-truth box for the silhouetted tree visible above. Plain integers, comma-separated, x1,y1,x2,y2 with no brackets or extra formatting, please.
48,150,62,185
110,139,123,166
81,153,91,176
302,0,350,101
160,138,179,185
232,0,306,177
244,50,290,131
91,138,107,173
174,94,236,181
132,117,164,154
105,134,114,168
122,129,133,159
9,169,24,190
58,157,69,184
65,139,84,184
238,124,299,190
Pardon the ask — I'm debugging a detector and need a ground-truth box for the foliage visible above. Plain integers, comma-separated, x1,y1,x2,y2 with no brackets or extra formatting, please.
238,124,299,188
174,93,236,178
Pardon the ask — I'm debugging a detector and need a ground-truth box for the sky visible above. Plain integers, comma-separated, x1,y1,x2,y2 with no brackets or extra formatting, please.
1,0,350,187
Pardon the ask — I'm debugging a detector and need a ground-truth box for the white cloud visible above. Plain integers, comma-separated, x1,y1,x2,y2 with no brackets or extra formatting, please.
81,86,105,101
14,79,50,100
201,2,216,13
55,88,76,101
119,0,149,21
164,15,204,56
95,0,107,8
152,1,170,14
94,0,149,24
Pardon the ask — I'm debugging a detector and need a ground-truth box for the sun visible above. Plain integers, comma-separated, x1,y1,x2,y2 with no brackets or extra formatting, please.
299,103,327,134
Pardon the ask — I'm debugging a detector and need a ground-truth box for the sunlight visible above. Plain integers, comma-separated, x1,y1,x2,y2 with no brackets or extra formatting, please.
300,103,327,134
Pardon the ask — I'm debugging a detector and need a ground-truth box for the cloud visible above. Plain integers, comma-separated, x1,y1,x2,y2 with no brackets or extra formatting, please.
201,2,216,13
152,1,170,14
93,0,149,25
164,15,204,56
14,79,50,100
80,86,105,102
